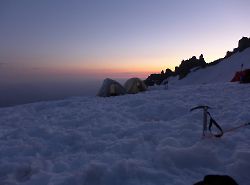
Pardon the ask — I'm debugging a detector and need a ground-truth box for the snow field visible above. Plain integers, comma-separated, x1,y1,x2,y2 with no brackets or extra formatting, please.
0,83,250,185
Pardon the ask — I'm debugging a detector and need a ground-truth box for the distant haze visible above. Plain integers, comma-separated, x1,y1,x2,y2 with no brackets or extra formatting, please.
0,79,98,107
0,78,129,107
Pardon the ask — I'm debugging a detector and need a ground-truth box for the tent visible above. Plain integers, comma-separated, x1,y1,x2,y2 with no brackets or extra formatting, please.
231,71,245,82
97,78,126,97
124,78,147,94
231,69,250,83
241,69,250,83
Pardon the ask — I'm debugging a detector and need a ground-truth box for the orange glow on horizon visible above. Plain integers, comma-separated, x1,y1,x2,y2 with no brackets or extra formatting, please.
36,55,177,79
44,65,162,79
9,54,188,80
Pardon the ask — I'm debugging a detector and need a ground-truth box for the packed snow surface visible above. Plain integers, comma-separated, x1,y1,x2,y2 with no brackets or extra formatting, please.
0,83,250,185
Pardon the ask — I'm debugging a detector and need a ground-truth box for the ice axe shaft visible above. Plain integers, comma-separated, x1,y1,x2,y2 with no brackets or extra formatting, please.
203,107,208,135
190,105,211,136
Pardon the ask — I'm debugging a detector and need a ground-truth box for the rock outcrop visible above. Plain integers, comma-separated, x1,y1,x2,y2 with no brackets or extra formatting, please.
144,54,206,85
238,36,250,52
175,54,206,79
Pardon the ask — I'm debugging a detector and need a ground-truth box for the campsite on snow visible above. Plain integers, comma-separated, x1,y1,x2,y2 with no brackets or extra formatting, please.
1,37,250,185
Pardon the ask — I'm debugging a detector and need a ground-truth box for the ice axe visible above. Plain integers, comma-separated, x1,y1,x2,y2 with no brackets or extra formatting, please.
190,105,211,136
191,106,250,138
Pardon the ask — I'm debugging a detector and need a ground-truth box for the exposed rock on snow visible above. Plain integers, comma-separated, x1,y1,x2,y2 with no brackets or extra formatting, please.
238,37,250,52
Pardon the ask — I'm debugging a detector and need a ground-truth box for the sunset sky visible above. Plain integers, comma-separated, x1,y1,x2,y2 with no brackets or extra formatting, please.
1,0,250,82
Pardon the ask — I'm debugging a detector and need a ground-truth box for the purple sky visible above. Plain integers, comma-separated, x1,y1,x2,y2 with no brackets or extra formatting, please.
0,0,250,82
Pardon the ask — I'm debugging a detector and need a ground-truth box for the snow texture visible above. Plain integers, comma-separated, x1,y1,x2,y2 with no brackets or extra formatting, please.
0,49,250,185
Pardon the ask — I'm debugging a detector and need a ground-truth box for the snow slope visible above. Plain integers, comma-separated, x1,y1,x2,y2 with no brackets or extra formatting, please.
0,82,250,185
169,48,250,86
1,49,250,185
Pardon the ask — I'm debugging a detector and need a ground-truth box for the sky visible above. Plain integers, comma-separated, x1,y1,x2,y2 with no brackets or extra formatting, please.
0,0,250,83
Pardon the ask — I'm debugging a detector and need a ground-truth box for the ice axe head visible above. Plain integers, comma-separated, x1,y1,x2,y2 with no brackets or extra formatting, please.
190,105,211,112
190,105,212,136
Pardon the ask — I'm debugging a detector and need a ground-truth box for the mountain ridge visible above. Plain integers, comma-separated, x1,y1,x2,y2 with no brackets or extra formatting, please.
144,36,250,86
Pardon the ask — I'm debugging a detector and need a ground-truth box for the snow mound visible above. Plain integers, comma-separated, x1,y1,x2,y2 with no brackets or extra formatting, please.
0,83,250,185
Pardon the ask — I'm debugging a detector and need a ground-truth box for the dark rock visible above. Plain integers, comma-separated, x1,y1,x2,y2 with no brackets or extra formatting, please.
144,73,164,86
238,37,250,52
206,58,223,67
165,68,173,75
194,175,238,185
144,68,174,86
224,37,250,58
233,47,239,53
177,55,206,79
224,37,250,59
225,51,233,58
199,54,205,63
144,54,206,85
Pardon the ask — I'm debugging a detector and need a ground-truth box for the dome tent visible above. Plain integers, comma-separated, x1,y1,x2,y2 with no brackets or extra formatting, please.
231,71,244,82
231,69,250,83
97,78,126,97
124,78,147,94
241,69,250,83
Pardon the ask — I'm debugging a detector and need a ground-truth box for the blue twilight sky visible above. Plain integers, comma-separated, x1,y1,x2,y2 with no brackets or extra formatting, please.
0,0,250,83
